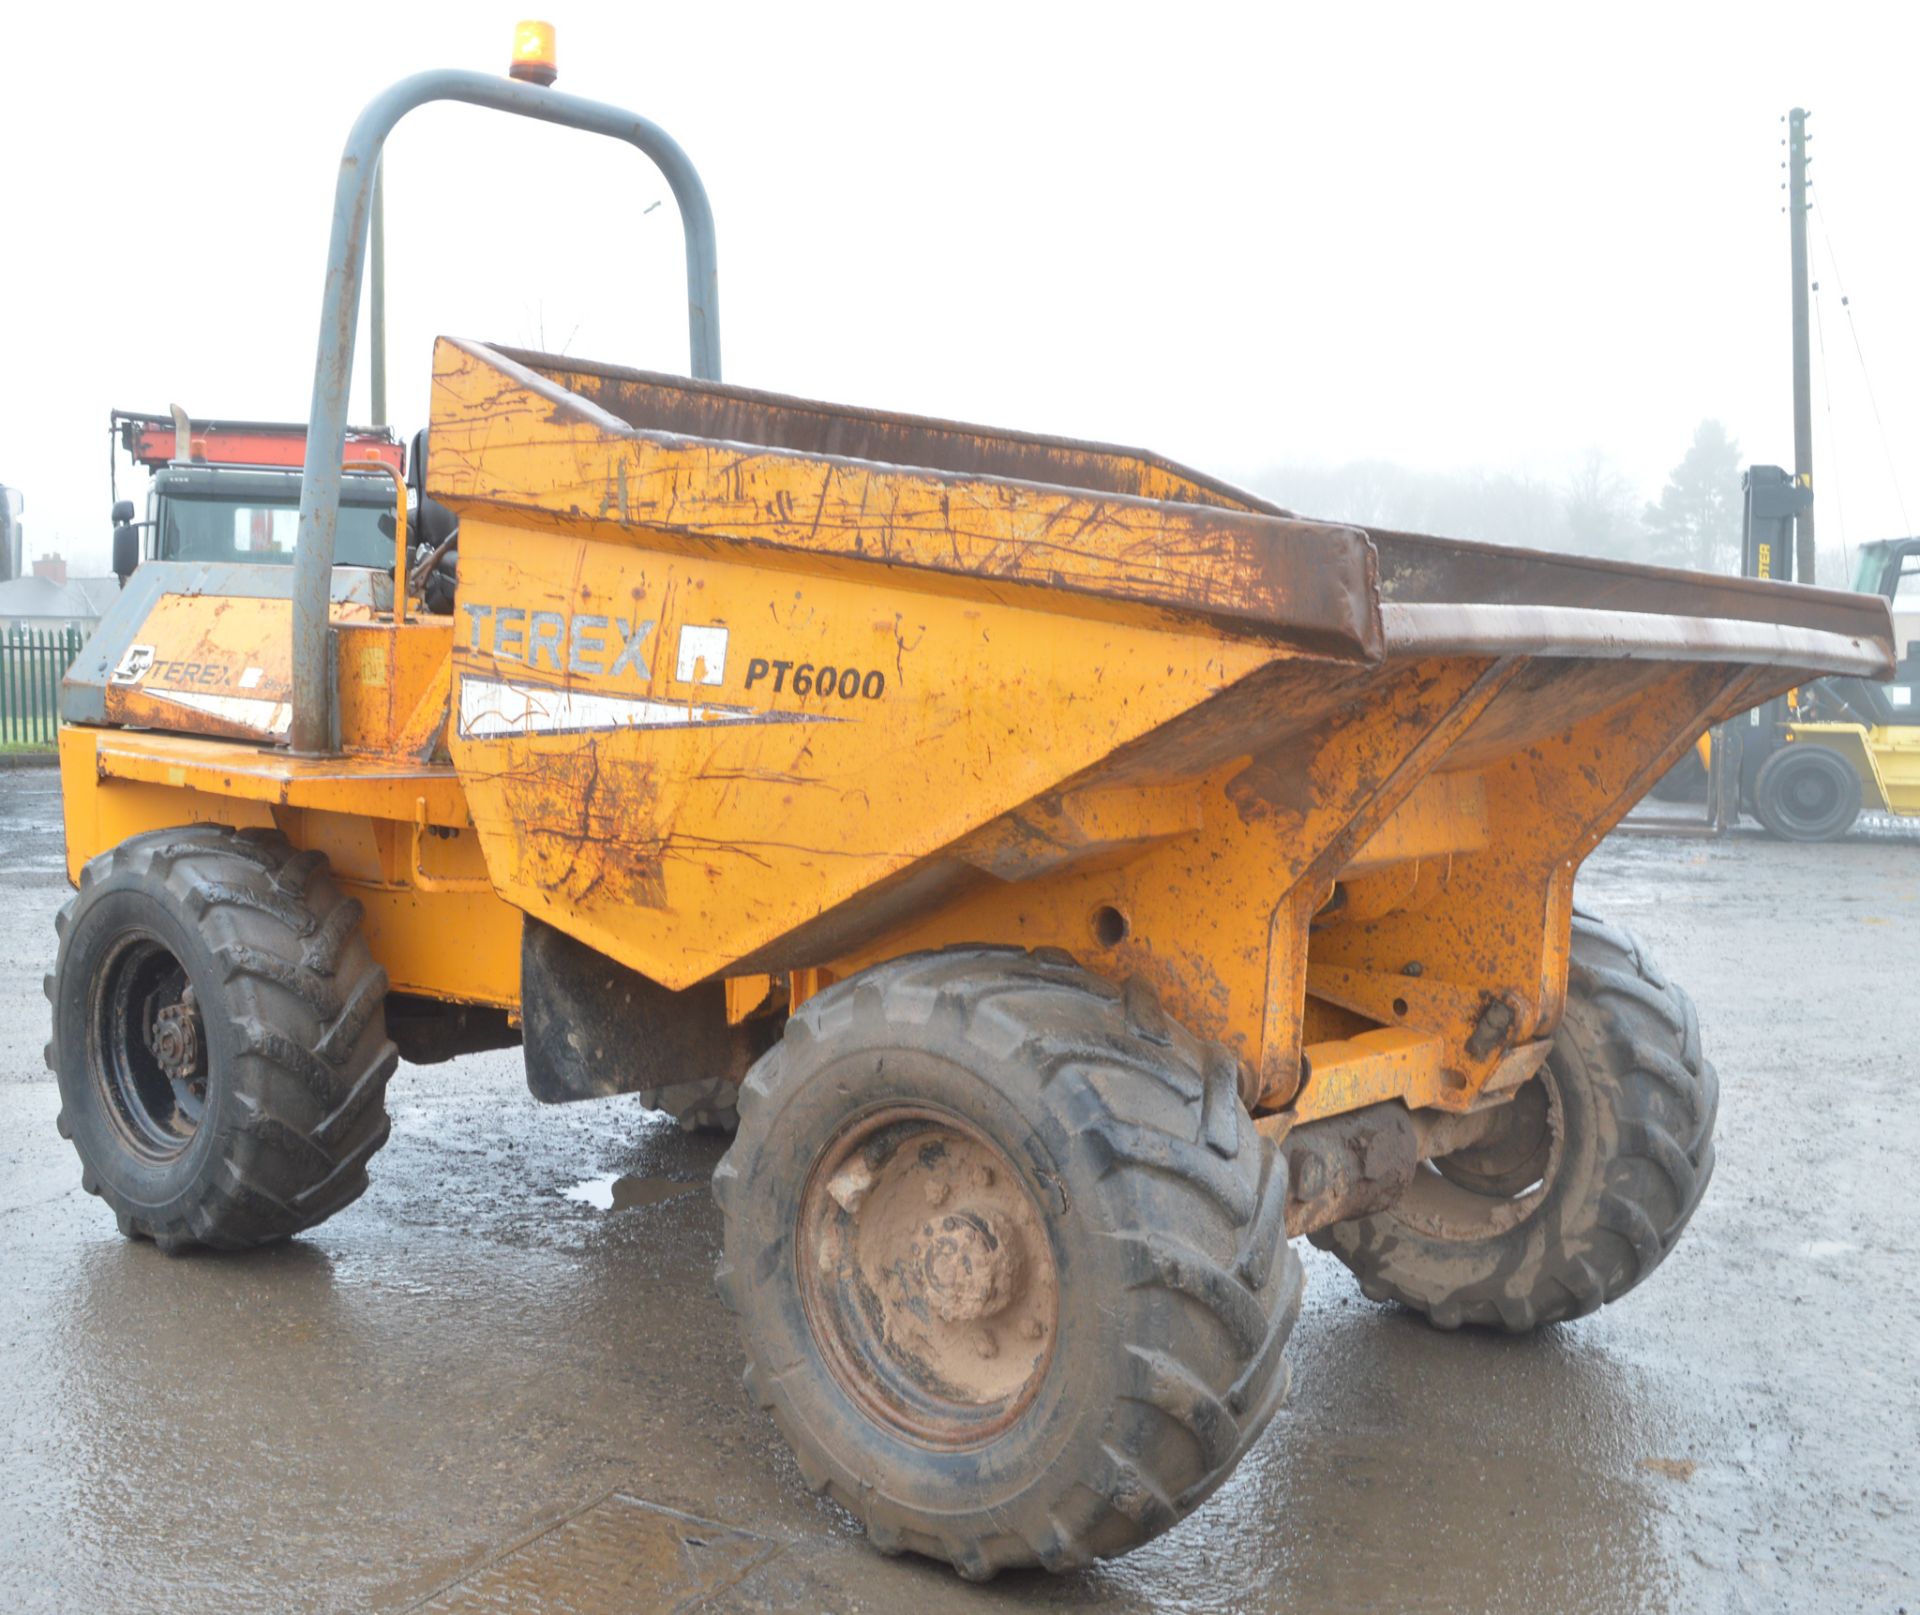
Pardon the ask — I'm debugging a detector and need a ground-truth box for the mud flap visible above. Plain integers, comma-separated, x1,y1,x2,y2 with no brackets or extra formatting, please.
520,917,768,1104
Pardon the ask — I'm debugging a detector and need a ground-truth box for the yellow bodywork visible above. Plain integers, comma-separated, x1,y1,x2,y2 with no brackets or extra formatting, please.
60,337,1886,1138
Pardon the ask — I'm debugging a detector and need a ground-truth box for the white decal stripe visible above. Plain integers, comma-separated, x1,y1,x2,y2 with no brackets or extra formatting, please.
457,677,841,739
146,689,293,736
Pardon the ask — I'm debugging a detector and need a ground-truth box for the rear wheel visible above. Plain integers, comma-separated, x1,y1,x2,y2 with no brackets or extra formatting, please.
635,1073,739,1134
48,826,397,1251
1753,743,1861,841
1313,911,1716,1331
713,947,1300,1578
1648,745,1708,804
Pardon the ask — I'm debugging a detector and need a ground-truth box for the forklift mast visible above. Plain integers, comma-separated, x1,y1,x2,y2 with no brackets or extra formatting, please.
1741,465,1811,585
1727,466,1817,811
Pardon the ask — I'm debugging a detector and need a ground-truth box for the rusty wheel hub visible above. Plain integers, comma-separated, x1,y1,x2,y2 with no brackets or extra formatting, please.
149,985,203,1090
800,1108,1058,1447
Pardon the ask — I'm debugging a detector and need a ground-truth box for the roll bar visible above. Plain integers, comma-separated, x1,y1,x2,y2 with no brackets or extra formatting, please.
288,69,721,754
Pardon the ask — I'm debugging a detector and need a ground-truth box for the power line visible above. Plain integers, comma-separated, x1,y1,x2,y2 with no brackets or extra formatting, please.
1811,192,1913,537
1809,272,1850,578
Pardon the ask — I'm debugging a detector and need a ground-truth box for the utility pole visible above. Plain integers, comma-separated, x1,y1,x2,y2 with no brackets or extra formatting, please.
0,485,20,583
1787,107,1815,585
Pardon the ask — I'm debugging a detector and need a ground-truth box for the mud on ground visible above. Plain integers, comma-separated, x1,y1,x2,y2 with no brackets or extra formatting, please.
0,765,1914,1612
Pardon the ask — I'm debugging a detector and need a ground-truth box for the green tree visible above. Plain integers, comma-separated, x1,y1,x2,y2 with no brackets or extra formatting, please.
1643,420,1742,572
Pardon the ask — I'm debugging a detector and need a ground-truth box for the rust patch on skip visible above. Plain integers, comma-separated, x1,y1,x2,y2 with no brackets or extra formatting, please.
498,738,668,909
1226,750,1321,823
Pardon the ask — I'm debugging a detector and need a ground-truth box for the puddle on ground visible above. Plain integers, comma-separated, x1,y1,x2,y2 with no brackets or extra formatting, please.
420,1493,779,1613
562,1173,699,1213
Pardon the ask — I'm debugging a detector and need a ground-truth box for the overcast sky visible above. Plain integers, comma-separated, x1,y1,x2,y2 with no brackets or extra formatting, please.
5,1,1916,575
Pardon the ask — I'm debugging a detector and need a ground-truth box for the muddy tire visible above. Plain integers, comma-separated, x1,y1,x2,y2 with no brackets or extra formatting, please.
635,1074,739,1134
1313,911,1716,1332
1753,743,1861,842
47,826,397,1252
1648,745,1708,804
713,947,1301,1579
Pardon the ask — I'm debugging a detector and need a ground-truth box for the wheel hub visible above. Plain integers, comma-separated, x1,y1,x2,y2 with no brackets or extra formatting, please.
801,1108,1058,1447
1788,772,1829,811
1405,1066,1564,1240
92,934,207,1161
1433,1077,1550,1199
149,985,203,1090
922,1207,1023,1324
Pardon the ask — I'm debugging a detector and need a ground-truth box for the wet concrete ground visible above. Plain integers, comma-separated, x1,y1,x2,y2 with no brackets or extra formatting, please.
1,762,1915,1612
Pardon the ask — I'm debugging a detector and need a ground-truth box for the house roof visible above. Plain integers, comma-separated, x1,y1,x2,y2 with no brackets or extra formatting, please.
0,574,120,622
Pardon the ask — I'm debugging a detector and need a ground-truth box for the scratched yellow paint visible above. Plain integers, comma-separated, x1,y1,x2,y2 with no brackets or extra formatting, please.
57,337,1784,1130
58,727,522,1008
445,512,1286,986
99,594,292,741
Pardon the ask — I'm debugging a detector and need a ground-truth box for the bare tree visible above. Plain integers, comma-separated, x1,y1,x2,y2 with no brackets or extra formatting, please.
1563,450,1644,560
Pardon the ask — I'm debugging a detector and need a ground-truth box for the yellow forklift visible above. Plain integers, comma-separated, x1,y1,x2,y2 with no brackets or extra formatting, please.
1720,472,1918,841
1752,534,1920,837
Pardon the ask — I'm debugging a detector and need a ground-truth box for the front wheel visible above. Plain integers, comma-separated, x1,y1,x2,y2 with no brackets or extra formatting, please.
713,948,1301,1578
1753,743,1862,842
1313,911,1716,1332
48,826,398,1251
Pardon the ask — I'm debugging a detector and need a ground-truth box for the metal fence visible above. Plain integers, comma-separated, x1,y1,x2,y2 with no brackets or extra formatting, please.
1,627,85,749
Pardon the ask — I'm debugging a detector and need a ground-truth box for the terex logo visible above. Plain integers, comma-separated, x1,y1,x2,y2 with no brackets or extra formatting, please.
462,604,655,680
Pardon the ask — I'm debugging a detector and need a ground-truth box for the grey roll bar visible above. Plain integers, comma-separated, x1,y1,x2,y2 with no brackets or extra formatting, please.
288,69,721,754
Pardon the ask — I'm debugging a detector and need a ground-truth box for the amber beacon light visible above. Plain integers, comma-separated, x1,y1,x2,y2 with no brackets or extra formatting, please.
509,21,558,86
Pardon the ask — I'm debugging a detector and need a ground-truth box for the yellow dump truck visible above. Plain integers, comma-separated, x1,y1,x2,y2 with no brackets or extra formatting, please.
47,59,1895,1579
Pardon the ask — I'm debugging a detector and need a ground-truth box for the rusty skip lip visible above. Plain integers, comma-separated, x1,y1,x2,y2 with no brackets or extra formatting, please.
430,340,1903,684
430,338,1388,667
